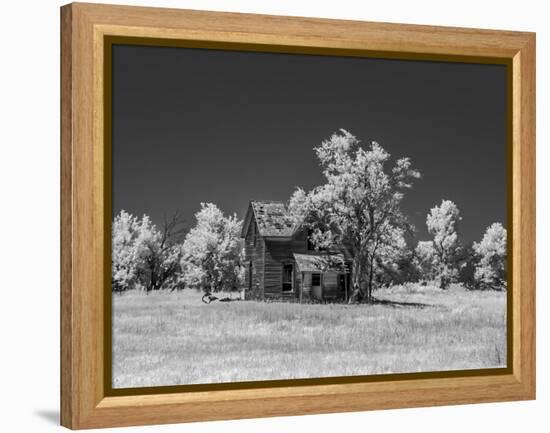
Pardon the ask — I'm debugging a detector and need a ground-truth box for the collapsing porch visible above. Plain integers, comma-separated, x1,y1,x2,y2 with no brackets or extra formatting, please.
293,253,350,302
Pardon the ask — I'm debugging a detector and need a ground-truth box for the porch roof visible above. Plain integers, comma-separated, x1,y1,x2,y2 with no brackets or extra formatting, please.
293,253,349,273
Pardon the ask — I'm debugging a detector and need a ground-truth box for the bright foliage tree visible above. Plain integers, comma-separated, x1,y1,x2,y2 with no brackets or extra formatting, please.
413,240,438,282
181,203,244,293
111,210,183,291
288,129,420,302
112,210,141,292
473,222,507,290
424,199,462,289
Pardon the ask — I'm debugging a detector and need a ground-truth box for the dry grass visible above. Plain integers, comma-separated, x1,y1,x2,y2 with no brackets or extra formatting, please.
112,284,506,388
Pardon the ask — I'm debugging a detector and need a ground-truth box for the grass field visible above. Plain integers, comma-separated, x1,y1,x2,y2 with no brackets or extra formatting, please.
112,284,506,388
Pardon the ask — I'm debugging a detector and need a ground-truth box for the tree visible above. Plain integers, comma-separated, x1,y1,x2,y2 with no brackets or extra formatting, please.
134,213,185,292
181,203,244,293
425,199,462,289
473,222,507,290
414,240,438,282
111,210,184,292
374,224,416,287
288,129,420,302
112,210,141,291
457,242,477,288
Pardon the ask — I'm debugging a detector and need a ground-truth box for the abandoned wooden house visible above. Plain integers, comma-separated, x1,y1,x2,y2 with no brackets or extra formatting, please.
241,200,351,301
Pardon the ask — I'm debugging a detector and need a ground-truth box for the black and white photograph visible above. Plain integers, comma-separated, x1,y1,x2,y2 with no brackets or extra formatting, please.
110,44,508,389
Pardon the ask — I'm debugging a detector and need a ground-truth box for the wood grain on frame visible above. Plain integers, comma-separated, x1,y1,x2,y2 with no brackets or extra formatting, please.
60,2,535,429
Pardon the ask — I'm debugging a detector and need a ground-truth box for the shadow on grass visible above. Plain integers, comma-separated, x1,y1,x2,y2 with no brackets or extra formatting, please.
370,297,432,309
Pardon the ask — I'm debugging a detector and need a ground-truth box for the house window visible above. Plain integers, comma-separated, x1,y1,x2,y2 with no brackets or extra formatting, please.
311,273,321,286
282,264,294,292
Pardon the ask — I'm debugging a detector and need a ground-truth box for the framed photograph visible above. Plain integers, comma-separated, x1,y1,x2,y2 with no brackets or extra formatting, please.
60,2,535,429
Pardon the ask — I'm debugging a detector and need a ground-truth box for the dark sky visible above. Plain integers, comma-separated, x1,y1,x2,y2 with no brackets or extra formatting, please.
112,44,507,244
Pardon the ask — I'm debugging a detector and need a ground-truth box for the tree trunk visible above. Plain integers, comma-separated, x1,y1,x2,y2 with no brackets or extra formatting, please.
364,240,382,303
348,283,362,303
366,266,375,303
348,259,364,303
438,265,450,290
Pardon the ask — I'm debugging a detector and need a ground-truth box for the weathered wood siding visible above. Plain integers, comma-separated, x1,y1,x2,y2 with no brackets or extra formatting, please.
299,271,346,301
244,220,264,300
245,222,350,301
296,271,304,299
291,229,309,254
322,272,339,299
264,240,291,297
263,232,310,298
300,272,312,300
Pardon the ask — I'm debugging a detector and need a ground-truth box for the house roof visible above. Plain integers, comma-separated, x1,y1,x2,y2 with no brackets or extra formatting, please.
241,200,296,238
293,253,349,273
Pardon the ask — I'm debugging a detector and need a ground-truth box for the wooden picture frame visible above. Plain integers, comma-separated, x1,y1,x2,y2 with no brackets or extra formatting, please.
60,2,535,429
